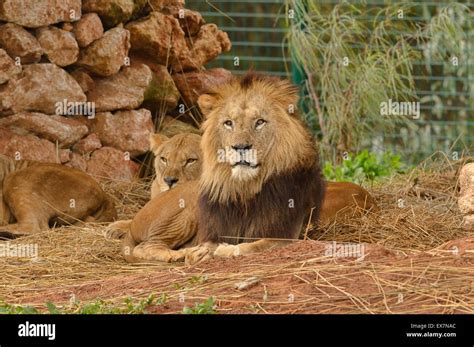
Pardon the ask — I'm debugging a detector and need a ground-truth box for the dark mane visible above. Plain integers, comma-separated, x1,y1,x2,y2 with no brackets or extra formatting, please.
197,162,326,244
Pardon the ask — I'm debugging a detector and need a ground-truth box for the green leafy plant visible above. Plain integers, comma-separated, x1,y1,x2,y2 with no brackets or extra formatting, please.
323,150,407,184
0,301,39,314
182,297,217,314
0,293,168,315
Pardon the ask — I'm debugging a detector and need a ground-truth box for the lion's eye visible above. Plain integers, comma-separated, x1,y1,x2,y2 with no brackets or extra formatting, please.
255,119,267,129
223,120,233,129
160,157,167,165
186,158,197,165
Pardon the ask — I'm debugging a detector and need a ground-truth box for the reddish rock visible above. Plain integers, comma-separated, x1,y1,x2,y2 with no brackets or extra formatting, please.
0,113,88,148
76,26,130,77
125,11,188,67
82,0,145,28
175,24,232,71
91,109,154,157
59,149,72,163
130,54,180,111
72,133,102,154
73,13,104,48
161,7,205,36
0,48,21,84
0,0,82,28
0,64,86,115
66,152,88,171
61,23,75,32
87,147,140,182
0,23,43,64
86,63,152,112
69,69,95,93
37,26,79,67
148,0,184,10
172,68,233,107
0,127,59,163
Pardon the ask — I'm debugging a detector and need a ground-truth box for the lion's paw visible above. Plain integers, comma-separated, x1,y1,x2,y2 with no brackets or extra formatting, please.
185,246,212,266
214,244,240,258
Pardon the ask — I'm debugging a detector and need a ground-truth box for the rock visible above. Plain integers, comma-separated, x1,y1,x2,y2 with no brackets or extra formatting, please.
130,54,180,111
161,7,204,36
86,63,152,112
458,163,474,230
0,127,59,163
125,11,188,67
87,147,140,182
0,63,86,115
61,23,75,32
91,109,154,157
0,0,81,28
82,0,147,28
175,24,232,71
59,149,72,163
72,133,102,154
36,26,79,67
148,0,184,10
69,69,95,93
76,26,130,77
73,13,104,47
0,112,88,148
0,23,43,64
0,48,21,84
172,68,233,106
66,152,88,171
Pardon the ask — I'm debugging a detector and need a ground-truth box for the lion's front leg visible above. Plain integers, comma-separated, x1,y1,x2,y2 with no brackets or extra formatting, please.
184,242,218,265
131,242,189,263
214,239,292,258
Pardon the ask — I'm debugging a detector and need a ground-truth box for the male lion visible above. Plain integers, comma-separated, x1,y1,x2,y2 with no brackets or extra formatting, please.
0,154,117,238
121,73,331,263
187,72,326,262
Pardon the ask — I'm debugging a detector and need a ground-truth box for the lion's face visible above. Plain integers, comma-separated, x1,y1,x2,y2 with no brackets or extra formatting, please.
208,97,281,182
150,133,202,195
198,74,316,203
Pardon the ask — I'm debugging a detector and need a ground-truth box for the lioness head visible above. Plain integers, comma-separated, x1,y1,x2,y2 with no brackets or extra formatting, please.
198,73,317,203
149,133,202,197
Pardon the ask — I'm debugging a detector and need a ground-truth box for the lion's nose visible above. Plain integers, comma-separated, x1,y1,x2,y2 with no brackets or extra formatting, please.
232,143,252,151
164,176,179,188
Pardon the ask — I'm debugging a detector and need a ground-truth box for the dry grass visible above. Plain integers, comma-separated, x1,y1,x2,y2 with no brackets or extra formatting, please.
0,154,473,314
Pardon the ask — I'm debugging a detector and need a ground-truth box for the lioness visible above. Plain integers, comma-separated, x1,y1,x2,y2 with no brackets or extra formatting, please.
0,154,117,238
149,133,202,198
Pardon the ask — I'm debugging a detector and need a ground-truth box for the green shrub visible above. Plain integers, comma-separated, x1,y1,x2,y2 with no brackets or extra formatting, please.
182,297,217,314
323,150,407,184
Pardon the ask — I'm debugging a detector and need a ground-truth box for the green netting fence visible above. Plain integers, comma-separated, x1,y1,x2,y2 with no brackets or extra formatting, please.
187,0,473,164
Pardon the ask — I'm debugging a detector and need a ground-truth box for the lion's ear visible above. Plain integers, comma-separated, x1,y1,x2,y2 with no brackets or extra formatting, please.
198,94,218,117
149,134,169,154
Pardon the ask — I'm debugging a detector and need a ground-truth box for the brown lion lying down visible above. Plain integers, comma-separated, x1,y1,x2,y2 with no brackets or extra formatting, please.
118,73,378,264
0,154,117,238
